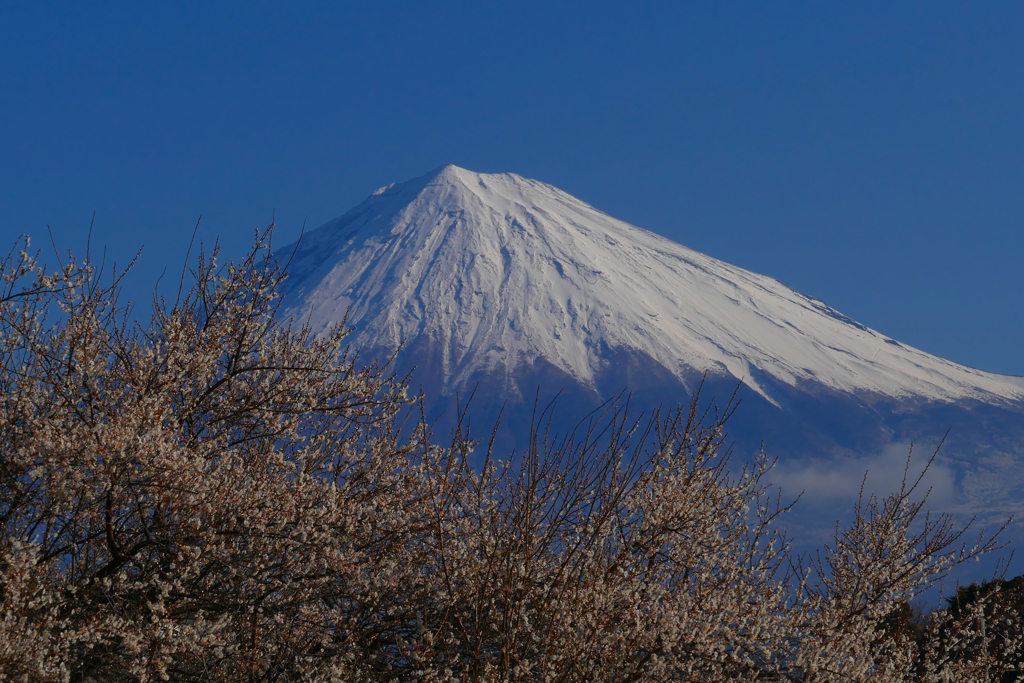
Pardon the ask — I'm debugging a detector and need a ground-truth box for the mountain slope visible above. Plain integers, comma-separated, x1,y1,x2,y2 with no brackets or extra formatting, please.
277,165,1023,408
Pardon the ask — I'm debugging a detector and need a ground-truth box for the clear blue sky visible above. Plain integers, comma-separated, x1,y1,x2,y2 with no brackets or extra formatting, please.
2,1,1022,375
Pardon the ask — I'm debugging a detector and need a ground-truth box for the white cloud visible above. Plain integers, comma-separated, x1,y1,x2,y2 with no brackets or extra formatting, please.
769,440,957,509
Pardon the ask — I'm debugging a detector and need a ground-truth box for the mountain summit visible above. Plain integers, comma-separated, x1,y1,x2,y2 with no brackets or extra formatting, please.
278,165,1023,407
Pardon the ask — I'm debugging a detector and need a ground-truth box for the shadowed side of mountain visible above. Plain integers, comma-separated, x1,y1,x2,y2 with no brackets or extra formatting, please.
378,342,899,462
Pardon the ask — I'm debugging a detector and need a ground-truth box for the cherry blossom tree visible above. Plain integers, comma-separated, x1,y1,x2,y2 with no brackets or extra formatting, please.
0,231,1019,682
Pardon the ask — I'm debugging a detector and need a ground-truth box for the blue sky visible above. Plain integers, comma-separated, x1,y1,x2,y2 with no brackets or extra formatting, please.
2,1,1022,375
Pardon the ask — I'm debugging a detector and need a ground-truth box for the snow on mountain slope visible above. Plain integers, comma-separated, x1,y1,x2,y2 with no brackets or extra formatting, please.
1000,374,1024,391
277,165,1024,406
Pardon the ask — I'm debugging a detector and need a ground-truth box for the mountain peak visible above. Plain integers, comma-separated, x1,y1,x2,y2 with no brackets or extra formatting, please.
364,165,528,214
277,168,1024,406
431,163,473,181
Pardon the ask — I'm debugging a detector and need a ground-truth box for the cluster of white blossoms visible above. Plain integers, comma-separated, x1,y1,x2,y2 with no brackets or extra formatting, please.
0,231,1020,682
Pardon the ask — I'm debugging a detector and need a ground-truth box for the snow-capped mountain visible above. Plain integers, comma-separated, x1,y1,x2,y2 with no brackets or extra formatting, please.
276,165,1024,546
278,164,1023,408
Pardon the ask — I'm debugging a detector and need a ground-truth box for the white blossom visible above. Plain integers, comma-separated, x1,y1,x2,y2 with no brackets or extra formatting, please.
0,231,1019,682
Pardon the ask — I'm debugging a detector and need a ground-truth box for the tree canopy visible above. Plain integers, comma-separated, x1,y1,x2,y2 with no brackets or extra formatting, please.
0,231,1020,682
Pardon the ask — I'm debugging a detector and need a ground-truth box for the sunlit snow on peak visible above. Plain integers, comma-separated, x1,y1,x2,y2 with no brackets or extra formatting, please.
277,166,1024,406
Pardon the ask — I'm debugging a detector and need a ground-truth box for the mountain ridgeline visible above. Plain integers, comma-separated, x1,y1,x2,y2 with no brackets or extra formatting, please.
277,165,1024,540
